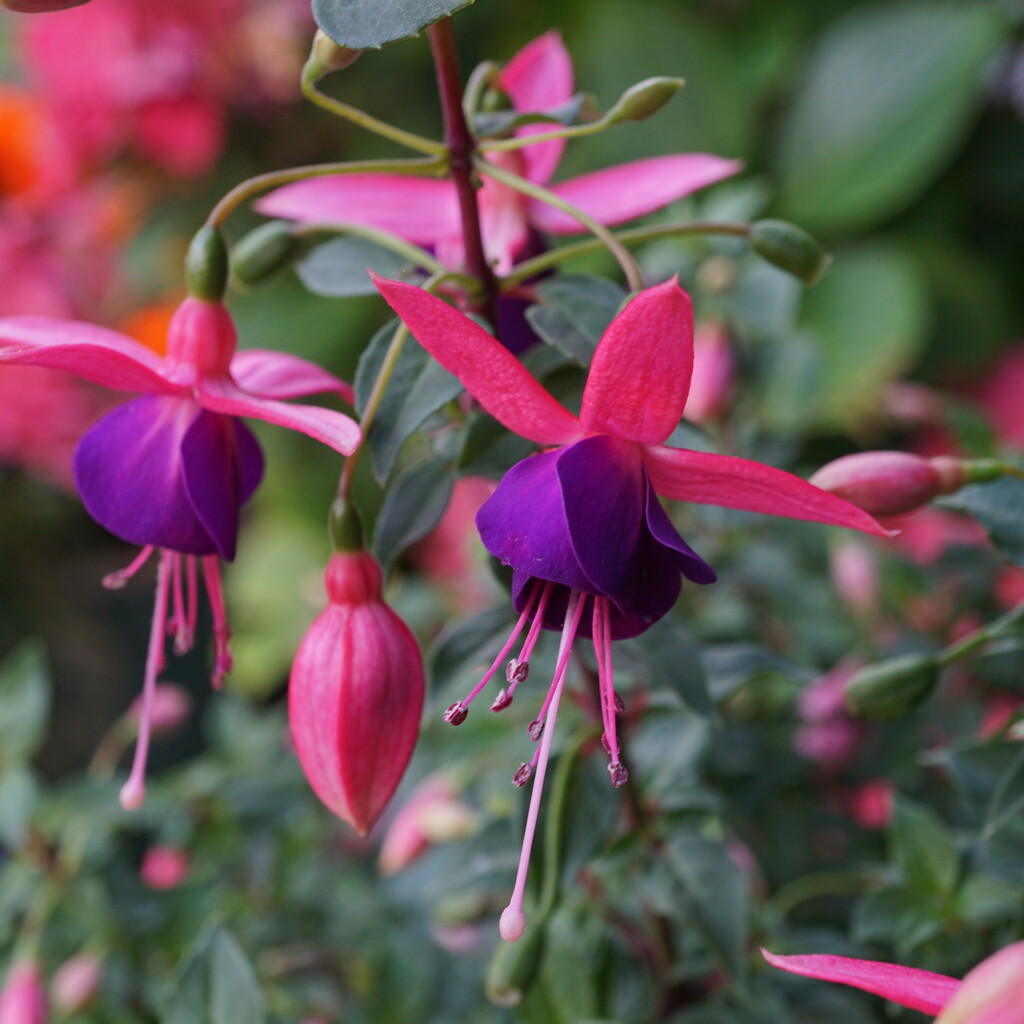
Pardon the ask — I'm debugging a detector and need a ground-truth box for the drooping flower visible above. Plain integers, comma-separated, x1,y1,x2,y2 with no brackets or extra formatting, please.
0,296,360,809
257,32,742,274
289,547,425,835
763,942,1024,1024
374,273,888,940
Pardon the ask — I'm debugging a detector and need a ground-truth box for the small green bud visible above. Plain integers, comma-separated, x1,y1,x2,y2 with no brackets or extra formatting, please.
184,226,229,301
329,498,365,554
304,29,361,83
606,77,683,124
844,654,940,720
231,221,301,286
749,219,831,286
484,918,547,1008
481,85,513,114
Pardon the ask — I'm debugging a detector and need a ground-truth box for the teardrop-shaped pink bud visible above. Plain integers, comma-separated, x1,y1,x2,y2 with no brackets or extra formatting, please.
289,551,425,835
809,451,966,517
50,953,102,1015
0,959,47,1024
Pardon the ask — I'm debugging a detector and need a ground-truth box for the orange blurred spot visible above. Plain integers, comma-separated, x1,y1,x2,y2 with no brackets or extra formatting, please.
0,86,44,197
118,301,180,356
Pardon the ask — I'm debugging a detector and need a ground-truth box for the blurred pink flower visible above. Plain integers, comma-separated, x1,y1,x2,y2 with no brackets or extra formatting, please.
683,323,733,424
0,960,46,1024
845,778,894,829
140,845,190,890
50,953,102,1015
829,536,879,616
975,345,1024,448
795,660,864,772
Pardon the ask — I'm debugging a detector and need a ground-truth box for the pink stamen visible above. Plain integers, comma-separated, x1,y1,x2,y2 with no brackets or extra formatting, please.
201,556,232,689
169,554,194,655
185,556,199,641
594,597,627,786
499,588,586,943
505,582,552,701
102,546,155,590
446,582,543,723
120,551,173,812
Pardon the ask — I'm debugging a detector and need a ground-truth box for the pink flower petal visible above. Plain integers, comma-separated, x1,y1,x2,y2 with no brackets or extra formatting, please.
936,942,1024,1024
762,949,959,1015
0,317,175,394
580,279,693,445
644,446,892,537
197,379,360,456
373,274,581,446
230,349,354,406
255,175,460,245
499,31,574,185
530,155,743,235
476,169,532,273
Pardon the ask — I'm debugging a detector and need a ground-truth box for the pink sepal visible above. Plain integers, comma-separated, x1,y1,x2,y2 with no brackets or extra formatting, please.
643,445,892,537
373,274,581,446
762,949,958,1015
255,174,460,244
499,31,574,185
530,155,744,234
0,317,175,394
936,942,1024,1024
580,278,693,444
198,379,360,456
231,349,355,406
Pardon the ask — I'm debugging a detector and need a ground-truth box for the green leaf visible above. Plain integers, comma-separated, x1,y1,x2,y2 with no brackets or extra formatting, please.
312,0,474,50
526,275,626,366
297,237,417,298
777,2,1005,232
890,797,959,899
163,927,266,1024
0,766,37,849
793,243,928,430
429,604,516,694
939,477,1024,567
355,319,462,482
474,95,590,138
372,458,455,570
623,615,711,716
667,835,749,978
0,641,51,765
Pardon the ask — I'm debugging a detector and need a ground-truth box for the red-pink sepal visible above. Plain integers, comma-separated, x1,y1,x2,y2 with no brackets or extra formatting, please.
0,958,47,1024
761,948,958,1015
936,942,1024,1024
809,451,966,518
289,551,425,835
372,274,581,446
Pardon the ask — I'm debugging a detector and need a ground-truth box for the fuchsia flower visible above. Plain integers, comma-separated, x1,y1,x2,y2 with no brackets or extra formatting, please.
289,549,425,835
140,845,190,890
374,273,888,941
763,942,1024,1023
0,297,359,810
257,32,742,274
0,960,46,1024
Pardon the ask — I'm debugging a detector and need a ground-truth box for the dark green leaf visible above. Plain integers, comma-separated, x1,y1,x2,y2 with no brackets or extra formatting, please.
297,237,417,298
429,604,517,692
939,477,1024,566
313,0,474,49
354,319,462,482
0,641,51,765
163,927,266,1024
0,766,37,849
372,459,455,569
667,835,749,978
556,755,620,889
700,643,806,702
474,95,589,138
777,2,1004,231
457,410,535,478
890,797,959,899
526,275,626,366
624,615,711,716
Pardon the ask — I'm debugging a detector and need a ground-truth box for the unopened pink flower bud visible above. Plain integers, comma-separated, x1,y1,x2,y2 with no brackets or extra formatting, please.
829,537,879,615
936,940,1024,1024
140,845,189,890
50,953,101,1015
0,959,46,1024
129,683,191,736
684,323,734,423
289,551,425,835
809,451,969,517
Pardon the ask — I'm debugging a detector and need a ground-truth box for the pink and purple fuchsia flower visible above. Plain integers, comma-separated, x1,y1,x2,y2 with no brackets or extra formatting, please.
374,273,888,942
0,296,359,810
257,32,742,275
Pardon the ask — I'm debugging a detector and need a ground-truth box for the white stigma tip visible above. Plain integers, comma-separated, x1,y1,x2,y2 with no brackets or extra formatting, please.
499,906,526,943
119,779,145,811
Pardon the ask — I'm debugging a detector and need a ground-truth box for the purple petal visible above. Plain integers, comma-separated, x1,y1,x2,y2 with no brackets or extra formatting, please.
73,395,219,555
476,448,590,594
180,411,265,561
644,485,716,585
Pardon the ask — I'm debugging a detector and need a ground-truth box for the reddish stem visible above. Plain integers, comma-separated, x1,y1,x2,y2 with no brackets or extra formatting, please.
428,18,497,323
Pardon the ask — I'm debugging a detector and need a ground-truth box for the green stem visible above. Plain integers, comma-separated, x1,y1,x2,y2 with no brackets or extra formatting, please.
462,60,501,122
476,155,644,292
937,600,1024,668
301,76,446,157
504,219,751,286
289,221,452,278
205,156,447,230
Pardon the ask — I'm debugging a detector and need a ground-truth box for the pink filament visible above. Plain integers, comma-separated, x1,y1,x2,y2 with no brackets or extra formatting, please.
120,551,173,811
500,588,585,942
593,596,621,768
102,546,155,590
201,556,232,688
507,582,552,699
